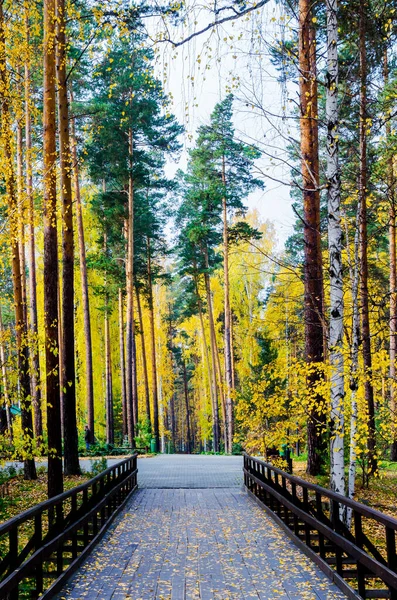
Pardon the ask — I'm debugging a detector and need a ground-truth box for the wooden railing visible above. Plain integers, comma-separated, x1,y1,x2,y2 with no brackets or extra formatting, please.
244,454,397,600
0,454,138,599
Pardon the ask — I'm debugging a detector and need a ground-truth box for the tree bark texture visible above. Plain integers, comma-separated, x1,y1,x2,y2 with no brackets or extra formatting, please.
25,10,43,442
0,306,12,441
16,113,27,327
194,274,217,436
136,286,151,423
298,0,326,476
125,129,137,446
203,249,220,453
383,50,397,461
105,301,114,445
326,0,345,497
0,3,36,481
56,0,80,475
147,239,160,452
183,358,192,453
358,2,377,475
70,88,95,444
119,288,127,439
222,159,233,454
43,0,63,497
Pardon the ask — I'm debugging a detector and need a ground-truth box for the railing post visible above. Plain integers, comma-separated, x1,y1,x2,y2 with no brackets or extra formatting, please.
331,499,343,576
35,513,43,595
291,482,299,535
315,492,326,559
83,489,89,546
8,526,19,600
354,511,367,598
302,488,311,547
72,494,78,559
386,526,397,600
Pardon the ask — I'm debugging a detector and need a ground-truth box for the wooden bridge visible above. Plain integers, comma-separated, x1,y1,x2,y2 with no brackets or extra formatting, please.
0,454,396,599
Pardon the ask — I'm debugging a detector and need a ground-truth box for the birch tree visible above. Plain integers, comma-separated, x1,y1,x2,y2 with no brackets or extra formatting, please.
326,0,345,497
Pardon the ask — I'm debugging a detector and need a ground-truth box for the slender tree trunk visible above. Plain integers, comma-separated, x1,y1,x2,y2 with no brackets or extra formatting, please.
0,3,36,481
383,51,397,461
16,113,27,326
136,286,151,423
147,238,159,452
343,204,360,526
119,288,127,439
299,0,325,475
194,273,217,430
359,2,377,475
58,290,64,437
183,358,192,453
326,0,345,497
125,128,136,446
56,0,80,475
25,10,43,442
70,88,94,444
222,160,233,454
105,298,114,445
43,0,62,497
214,342,227,450
170,393,176,451
0,306,12,441
203,249,220,453
230,309,236,390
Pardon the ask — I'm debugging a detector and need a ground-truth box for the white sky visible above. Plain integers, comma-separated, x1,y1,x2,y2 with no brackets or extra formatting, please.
150,0,298,250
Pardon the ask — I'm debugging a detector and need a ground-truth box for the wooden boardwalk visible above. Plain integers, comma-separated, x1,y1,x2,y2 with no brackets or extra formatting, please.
58,456,347,600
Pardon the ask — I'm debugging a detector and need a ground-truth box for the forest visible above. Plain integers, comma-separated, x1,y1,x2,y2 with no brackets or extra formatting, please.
0,0,395,506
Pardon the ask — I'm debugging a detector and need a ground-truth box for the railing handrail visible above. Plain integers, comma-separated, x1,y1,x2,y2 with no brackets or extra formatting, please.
243,453,397,530
0,467,138,596
246,466,397,590
0,454,136,536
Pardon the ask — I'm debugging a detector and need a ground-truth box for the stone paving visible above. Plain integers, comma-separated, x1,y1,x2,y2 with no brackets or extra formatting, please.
137,455,244,489
58,456,347,600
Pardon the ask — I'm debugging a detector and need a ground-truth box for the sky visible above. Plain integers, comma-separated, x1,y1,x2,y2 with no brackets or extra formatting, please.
149,0,298,250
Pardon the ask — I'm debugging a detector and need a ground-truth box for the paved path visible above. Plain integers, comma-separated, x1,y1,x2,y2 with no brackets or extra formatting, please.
138,455,243,488
59,456,347,600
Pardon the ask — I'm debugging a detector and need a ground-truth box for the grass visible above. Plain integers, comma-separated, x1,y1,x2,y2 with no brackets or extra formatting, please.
292,459,397,520
0,472,90,525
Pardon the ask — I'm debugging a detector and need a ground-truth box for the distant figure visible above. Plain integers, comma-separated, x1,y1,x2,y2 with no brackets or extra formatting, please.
84,425,91,452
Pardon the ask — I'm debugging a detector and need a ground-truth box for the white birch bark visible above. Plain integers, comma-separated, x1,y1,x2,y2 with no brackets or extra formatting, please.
326,0,345,499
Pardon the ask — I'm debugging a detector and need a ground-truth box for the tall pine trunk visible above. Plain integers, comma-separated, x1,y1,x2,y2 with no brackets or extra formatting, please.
344,203,360,520
359,1,377,475
43,0,63,497
119,288,127,439
0,3,36,481
194,273,217,431
0,306,12,441
222,160,233,454
25,9,42,442
147,238,159,452
70,88,94,444
299,0,325,475
203,248,220,453
183,358,192,453
105,298,114,445
326,0,345,497
383,50,397,461
136,286,151,422
125,129,137,445
16,113,27,326
56,0,80,475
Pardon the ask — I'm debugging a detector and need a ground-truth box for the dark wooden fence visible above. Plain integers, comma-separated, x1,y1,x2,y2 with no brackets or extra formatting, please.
0,454,138,599
244,454,397,600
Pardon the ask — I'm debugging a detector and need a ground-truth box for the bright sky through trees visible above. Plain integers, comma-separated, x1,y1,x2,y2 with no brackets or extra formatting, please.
149,0,297,247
